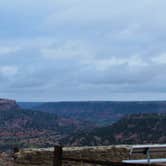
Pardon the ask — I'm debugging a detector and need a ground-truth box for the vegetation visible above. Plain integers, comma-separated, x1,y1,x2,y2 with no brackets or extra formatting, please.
64,113,166,146
0,109,81,151
2,101,166,150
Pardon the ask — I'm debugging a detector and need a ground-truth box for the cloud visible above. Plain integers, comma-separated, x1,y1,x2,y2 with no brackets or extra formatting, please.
0,66,18,76
152,53,166,64
41,40,93,60
0,66,18,79
0,65,18,87
0,46,20,55
0,1,166,101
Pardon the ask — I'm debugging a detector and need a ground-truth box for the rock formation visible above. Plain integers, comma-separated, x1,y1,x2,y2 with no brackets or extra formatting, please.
0,98,19,111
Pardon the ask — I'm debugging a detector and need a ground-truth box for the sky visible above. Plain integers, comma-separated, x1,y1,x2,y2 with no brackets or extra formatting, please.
0,0,166,101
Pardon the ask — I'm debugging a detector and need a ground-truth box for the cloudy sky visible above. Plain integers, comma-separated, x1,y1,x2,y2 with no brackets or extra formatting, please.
0,0,166,101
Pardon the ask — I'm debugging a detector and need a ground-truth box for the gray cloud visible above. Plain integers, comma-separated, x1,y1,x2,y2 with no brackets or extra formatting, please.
0,1,166,101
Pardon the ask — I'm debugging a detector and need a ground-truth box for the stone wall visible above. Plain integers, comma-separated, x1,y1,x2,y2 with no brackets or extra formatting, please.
13,145,166,166
14,146,130,166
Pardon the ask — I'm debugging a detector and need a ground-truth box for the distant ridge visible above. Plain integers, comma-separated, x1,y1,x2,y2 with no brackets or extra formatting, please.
32,101,166,126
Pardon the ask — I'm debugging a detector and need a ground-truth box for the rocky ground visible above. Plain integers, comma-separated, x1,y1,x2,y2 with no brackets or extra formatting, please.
0,153,14,166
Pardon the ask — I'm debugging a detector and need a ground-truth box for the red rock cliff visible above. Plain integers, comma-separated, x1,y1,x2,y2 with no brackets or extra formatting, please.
0,99,19,111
